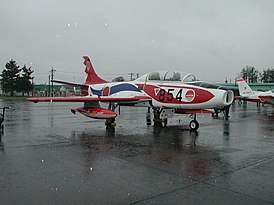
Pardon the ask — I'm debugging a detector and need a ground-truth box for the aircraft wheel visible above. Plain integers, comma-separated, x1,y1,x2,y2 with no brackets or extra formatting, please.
163,118,167,127
189,120,199,131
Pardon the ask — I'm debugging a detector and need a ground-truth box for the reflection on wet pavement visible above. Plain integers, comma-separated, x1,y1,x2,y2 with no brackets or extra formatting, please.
0,100,273,204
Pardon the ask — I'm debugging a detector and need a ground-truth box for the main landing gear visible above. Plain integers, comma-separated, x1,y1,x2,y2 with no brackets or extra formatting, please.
212,105,230,120
105,118,116,129
105,103,117,129
151,108,169,127
189,114,199,131
146,108,152,126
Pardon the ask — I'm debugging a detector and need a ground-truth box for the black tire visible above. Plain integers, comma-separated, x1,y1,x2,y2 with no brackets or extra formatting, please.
189,120,199,131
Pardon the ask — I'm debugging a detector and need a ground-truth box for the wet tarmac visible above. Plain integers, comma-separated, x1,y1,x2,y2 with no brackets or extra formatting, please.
0,100,273,205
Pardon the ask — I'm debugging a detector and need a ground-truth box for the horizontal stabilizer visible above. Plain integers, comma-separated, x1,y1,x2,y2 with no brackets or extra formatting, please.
52,80,88,88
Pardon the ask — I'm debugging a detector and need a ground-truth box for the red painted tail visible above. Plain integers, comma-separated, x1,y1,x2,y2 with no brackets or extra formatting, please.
83,56,108,84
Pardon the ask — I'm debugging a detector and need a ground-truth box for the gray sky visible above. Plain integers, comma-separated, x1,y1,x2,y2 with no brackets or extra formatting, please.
1,0,274,84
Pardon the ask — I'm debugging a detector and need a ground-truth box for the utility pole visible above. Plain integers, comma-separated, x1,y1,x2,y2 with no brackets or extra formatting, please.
128,73,139,81
48,75,50,97
50,67,56,97
31,77,34,96
128,72,133,81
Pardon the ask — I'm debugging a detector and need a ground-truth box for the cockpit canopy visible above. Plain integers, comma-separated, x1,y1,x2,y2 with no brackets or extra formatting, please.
136,71,197,82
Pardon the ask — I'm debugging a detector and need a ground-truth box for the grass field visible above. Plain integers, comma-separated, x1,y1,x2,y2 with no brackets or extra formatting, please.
0,96,28,100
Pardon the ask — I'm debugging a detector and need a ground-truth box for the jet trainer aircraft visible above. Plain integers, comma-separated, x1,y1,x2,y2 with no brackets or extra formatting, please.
27,56,234,131
236,77,274,105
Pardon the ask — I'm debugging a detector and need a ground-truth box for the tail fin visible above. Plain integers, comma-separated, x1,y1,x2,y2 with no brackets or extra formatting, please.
83,56,108,84
236,77,254,96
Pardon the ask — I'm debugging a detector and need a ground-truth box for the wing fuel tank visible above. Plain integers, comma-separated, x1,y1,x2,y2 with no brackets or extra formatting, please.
71,107,117,119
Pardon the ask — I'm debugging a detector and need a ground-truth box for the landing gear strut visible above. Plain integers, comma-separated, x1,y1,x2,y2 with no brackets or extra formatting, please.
223,105,230,120
146,108,152,126
189,114,199,131
105,103,117,129
153,108,168,127
105,118,116,128
212,105,230,120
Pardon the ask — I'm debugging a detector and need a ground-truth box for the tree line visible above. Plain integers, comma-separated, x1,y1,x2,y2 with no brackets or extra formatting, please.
0,59,34,96
240,66,274,83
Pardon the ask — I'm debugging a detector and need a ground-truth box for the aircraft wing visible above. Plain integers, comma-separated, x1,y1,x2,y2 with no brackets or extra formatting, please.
234,96,249,100
27,96,151,103
258,95,274,104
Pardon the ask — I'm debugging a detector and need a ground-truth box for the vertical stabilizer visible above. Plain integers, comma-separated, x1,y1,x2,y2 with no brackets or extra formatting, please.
236,77,254,96
83,56,108,84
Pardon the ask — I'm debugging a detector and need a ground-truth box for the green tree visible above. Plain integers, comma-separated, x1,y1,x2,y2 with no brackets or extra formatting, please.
16,65,34,96
241,66,258,83
0,59,21,96
260,68,274,83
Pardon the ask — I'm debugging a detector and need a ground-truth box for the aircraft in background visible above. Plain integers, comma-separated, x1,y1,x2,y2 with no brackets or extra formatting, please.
27,56,234,131
236,77,274,105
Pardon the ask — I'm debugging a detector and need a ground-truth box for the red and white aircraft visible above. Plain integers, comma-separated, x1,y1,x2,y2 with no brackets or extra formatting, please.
236,77,274,105
27,56,234,130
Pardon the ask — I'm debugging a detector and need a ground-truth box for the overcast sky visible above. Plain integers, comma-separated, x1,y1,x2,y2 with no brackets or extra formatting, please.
1,0,274,84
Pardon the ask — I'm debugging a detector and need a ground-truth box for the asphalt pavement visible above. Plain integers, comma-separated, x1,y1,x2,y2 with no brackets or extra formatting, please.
0,100,273,205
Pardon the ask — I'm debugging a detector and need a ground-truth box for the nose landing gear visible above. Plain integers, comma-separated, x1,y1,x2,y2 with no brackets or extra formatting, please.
189,113,199,131
189,119,199,131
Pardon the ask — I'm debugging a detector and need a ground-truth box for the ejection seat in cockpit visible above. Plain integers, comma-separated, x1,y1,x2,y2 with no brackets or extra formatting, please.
172,72,181,81
149,72,161,80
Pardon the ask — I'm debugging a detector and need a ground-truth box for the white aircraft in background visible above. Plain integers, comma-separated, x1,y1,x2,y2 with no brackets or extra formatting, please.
236,77,274,105
27,56,234,131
